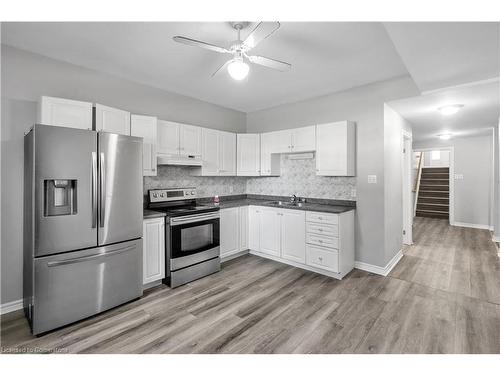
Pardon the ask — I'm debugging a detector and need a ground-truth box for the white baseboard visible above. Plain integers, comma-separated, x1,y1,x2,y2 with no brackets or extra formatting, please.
452,221,493,230
1,299,23,315
221,249,249,263
354,249,404,276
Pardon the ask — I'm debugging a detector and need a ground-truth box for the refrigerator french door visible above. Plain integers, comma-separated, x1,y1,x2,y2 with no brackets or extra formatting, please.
24,124,144,335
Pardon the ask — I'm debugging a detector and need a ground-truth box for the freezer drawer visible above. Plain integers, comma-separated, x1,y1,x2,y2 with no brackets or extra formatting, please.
33,239,143,335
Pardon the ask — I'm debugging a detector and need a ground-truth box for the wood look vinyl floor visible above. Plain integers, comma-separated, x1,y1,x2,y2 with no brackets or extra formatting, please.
2,217,500,354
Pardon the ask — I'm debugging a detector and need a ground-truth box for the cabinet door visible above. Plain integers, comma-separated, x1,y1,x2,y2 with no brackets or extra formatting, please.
219,131,236,176
201,128,220,175
38,96,93,130
237,134,260,176
291,126,316,152
131,114,158,176
270,130,292,153
240,206,249,250
316,121,356,176
143,218,165,284
180,124,202,156
260,133,280,176
281,209,306,264
157,120,180,155
248,206,261,251
259,208,281,257
220,207,240,257
95,104,130,135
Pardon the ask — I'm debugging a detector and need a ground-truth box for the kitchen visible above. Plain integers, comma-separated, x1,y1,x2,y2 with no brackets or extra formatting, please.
1,14,499,370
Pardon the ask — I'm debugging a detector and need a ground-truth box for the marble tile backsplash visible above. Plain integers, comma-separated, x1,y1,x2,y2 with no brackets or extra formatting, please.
246,155,356,200
143,165,247,198
144,155,356,201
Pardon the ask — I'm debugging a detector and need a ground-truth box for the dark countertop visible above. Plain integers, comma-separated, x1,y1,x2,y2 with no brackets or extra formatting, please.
198,195,356,214
143,209,167,219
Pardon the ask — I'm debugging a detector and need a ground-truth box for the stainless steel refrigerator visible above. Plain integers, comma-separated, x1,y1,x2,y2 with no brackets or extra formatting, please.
24,124,144,335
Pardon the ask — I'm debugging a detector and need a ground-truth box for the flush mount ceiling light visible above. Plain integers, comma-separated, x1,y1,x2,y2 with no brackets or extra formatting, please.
438,133,452,140
437,104,464,116
173,22,291,81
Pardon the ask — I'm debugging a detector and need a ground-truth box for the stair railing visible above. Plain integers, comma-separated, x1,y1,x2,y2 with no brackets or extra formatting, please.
413,151,424,216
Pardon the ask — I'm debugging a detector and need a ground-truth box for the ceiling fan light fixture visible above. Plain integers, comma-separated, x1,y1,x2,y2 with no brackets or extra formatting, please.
227,58,249,81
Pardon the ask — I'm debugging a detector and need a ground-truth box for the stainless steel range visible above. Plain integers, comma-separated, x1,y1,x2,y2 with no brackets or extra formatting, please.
148,188,220,288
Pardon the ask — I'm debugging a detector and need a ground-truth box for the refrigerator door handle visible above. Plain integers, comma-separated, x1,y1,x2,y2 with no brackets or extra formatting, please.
91,151,98,228
46,245,136,267
99,152,106,228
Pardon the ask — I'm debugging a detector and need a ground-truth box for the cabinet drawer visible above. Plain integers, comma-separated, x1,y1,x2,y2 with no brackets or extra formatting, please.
306,211,338,225
306,222,338,237
306,245,339,273
306,233,339,249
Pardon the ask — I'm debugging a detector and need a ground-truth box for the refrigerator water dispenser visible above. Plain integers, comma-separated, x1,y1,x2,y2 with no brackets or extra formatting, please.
44,179,77,216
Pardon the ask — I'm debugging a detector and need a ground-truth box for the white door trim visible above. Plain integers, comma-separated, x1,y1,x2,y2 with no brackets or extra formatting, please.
413,146,455,225
402,130,413,245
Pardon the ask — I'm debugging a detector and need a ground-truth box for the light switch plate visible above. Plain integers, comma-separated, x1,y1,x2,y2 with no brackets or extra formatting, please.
368,175,377,184
351,188,357,198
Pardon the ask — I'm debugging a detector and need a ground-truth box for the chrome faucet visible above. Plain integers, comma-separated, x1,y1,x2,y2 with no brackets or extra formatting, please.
290,194,298,203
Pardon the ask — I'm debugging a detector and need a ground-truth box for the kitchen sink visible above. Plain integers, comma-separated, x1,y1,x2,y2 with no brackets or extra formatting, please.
267,201,304,207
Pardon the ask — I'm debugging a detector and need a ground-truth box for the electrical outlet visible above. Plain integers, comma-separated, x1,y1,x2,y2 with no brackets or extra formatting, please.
351,188,357,198
454,174,464,180
367,175,377,184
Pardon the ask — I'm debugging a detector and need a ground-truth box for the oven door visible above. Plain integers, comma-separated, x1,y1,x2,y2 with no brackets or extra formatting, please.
170,212,220,263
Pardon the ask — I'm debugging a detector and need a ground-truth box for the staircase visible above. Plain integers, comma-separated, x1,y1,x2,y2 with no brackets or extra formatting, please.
416,167,449,219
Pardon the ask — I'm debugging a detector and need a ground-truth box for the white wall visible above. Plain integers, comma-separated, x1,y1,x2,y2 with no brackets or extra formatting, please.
423,150,450,167
383,104,413,264
0,45,246,306
247,76,420,267
494,122,500,240
414,133,494,228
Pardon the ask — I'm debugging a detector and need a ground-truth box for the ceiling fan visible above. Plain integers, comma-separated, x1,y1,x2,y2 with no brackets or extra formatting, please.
173,22,291,81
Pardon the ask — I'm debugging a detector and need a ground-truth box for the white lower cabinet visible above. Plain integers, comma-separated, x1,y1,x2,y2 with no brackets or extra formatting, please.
281,210,306,263
247,206,354,279
143,217,165,285
239,206,249,251
220,207,240,257
259,208,281,257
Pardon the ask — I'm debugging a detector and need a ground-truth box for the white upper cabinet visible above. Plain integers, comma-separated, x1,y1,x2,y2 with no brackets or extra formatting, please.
180,124,202,157
130,114,158,176
38,96,93,130
200,128,220,175
291,126,316,152
260,133,281,176
157,121,202,158
157,120,180,156
270,130,292,153
196,128,236,176
316,121,356,176
219,131,236,176
94,104,130,135
281,209,306,263
237,134,260,176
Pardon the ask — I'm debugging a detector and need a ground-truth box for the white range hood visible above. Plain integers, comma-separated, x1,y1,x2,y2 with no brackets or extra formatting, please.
157,154,202,166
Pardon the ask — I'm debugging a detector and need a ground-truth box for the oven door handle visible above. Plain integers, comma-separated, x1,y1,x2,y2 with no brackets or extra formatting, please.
170,212,220,225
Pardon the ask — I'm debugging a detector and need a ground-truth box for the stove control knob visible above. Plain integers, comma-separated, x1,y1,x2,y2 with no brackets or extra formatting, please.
160,193,165,197
153,193,158,198
191,190,195,195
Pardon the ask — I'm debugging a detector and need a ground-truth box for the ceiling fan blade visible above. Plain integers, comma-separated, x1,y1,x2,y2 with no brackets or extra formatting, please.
242,22,280,50
247,55,291,72
173,36,230,54
211,59,232,78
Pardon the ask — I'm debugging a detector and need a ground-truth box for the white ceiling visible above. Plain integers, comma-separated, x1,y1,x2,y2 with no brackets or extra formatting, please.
1,22,410,112
384,22,500,93
388,80,500,142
